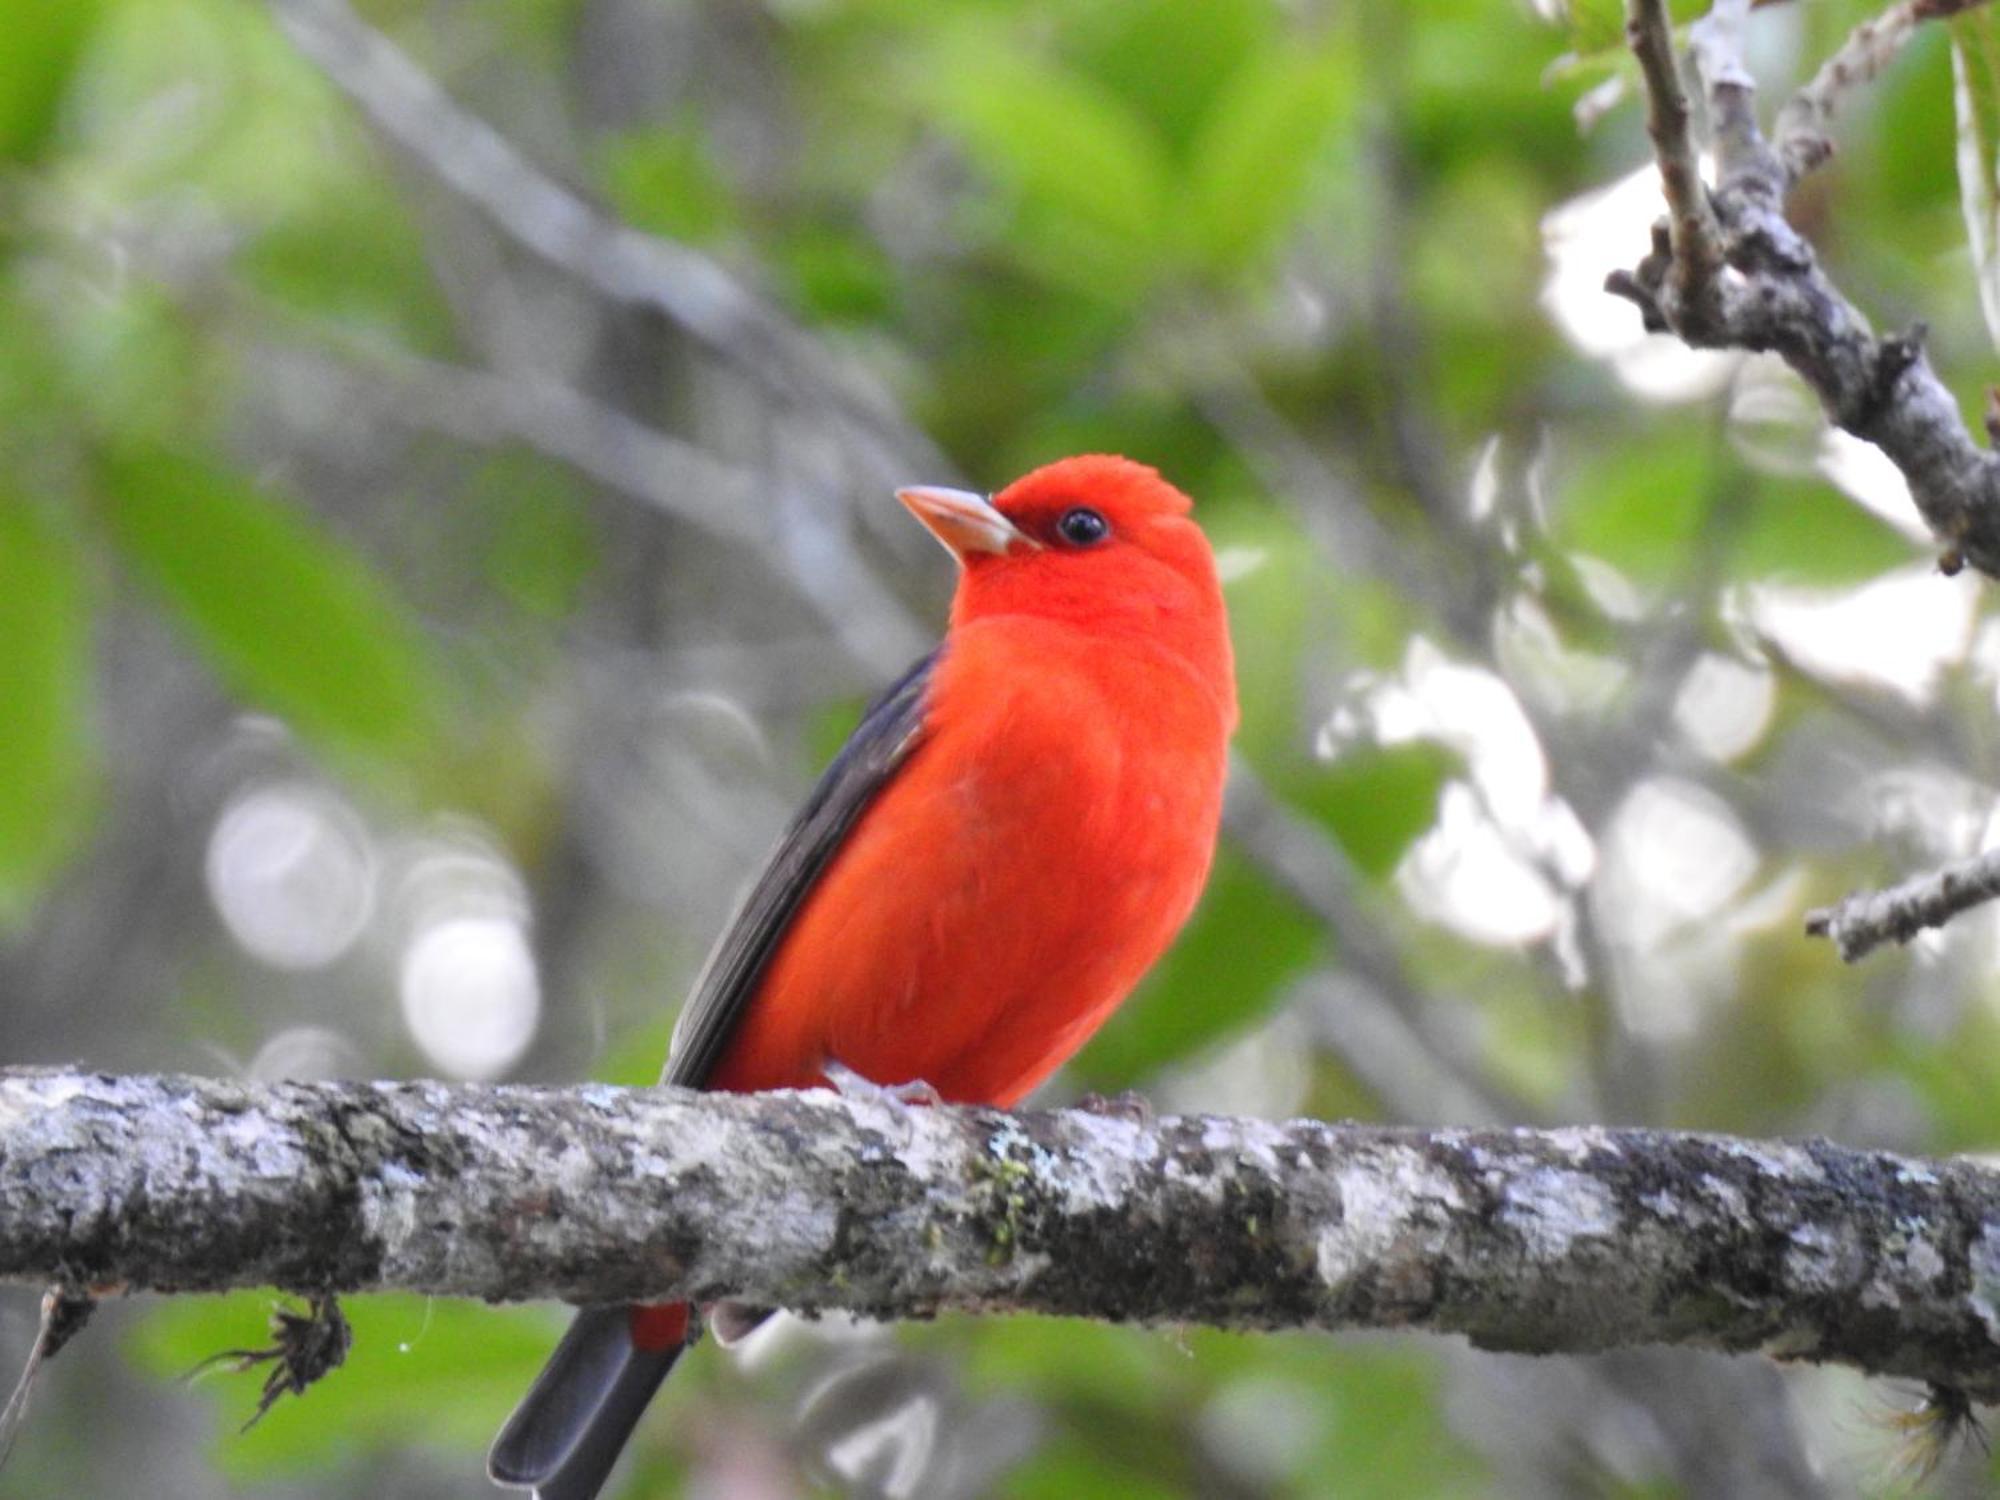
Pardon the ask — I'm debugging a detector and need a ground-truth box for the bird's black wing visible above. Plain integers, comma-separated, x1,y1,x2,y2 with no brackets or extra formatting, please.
662,649,938,1089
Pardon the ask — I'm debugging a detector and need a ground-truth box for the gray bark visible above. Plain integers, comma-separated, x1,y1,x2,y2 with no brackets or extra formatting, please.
1612,0,2000,579
5,1069,2000,1397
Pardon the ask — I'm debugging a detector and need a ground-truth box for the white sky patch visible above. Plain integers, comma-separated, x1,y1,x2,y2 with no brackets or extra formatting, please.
399,914,540,1080
247,1026,365,1082
1973,619,2000,724
205,782,375,970
392,834,542,1080
1726,355,1825,473
1329,639,1594,947
1567,553,1647,622
1815,430,1930,540
1214,545,1270,585
1970,803,2000,981
1859,763,1994,861
1673,652,1776,763
1399,783,1569,944
1541,164,1742,402
1354,639,1551,829
1738,564,1980,705
1468,433,1502,522
1596,777,1760,954
1495,594,1629,717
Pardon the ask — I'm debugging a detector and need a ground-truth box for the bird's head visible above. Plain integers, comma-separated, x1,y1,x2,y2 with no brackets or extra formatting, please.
897,456,1231,699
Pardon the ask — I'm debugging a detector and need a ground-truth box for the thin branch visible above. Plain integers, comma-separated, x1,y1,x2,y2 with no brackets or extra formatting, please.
1612,0,2000,578
1806,846,2000,959
1775,0,1993,181
263,0,949,484
7,1069,2000,1399
1626,0,1725,295
246,340,931,670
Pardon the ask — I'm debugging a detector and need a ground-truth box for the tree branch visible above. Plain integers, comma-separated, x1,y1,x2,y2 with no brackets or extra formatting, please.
1774,0,1991,180
264,0,948,483
1624,0,1724,299
1612,0,2000,577
7,1069,2000,1399
1806,846,2000,959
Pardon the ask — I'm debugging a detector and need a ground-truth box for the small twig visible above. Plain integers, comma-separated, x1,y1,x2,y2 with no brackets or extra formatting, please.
1806,846,2000,960
0,1290,94,1471
1775,0,1994,182
264,0,947,483
1627,0,1725,292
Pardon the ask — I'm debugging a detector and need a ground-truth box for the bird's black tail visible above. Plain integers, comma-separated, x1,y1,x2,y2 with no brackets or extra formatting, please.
489,1305,688,1500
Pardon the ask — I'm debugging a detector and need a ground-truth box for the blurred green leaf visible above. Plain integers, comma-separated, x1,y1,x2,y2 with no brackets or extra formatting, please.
0,0,101,163
243,179,452,351
1005,1442,1182,1500
599,122,736,245
921,26,1173,299
962,1321,1486,1499
1557,423,1715,587
477,451,600,620
599,1012,676,1088
1183,44,1352,274
0,498,94,924
1295,742,1455,879
1730,475,1916,585
779,226,899,324
1207,505,1316,759
1074,849,1324,1086
130,1293,560,1480
1057,0,1269,155
97,448,449,769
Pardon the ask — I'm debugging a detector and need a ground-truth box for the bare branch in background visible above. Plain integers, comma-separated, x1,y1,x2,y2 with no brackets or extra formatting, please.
1774,0,1990,179
261,344,772,543
248,341,932,669
264,0,950,485
8,1069,2000,1400
1611,0,2000,577
1806,846,2000,959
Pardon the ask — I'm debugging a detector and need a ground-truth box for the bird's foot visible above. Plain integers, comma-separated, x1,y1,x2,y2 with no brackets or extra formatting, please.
823,1060,943,1107
1075,1088,1155,1126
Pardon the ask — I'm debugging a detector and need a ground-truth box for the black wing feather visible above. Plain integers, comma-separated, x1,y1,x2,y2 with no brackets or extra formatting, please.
663,649,937,1088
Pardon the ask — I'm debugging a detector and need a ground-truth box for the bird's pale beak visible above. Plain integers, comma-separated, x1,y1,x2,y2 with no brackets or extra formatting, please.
896,485,1038,562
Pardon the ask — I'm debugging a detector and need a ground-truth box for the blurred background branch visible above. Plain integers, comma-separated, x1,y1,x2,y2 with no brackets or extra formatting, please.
1808,843,2000,957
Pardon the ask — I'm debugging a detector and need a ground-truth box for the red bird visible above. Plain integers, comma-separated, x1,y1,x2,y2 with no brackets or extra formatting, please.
490,454,1237,1499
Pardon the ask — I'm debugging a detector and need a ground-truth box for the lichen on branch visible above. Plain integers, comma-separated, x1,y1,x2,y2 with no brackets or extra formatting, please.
4,1069,2000,1399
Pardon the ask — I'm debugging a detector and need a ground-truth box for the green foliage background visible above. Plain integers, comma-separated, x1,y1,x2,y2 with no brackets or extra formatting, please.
1,0,1996,1495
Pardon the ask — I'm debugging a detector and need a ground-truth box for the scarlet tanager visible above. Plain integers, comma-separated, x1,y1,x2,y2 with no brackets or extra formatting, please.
490,454,1238,1499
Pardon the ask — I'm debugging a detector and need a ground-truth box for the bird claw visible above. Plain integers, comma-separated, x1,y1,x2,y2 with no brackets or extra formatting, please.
1075,1088,1155,1126
822,1060,943,1107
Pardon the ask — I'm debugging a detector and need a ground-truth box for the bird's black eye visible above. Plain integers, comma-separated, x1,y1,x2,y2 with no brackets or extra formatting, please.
1056,506,1110,547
